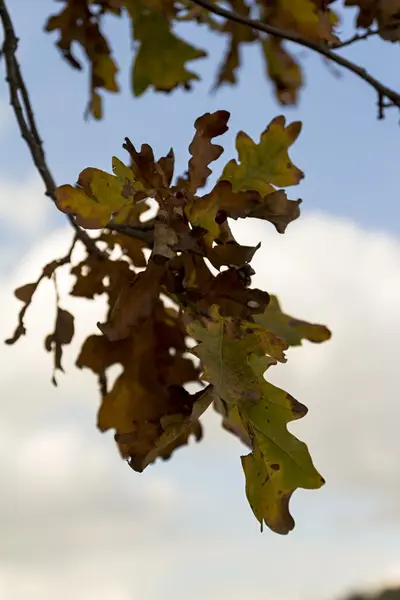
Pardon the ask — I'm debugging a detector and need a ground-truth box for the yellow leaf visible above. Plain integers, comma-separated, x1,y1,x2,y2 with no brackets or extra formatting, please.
220,116,304,195
262,37,303,106
55,160,144,229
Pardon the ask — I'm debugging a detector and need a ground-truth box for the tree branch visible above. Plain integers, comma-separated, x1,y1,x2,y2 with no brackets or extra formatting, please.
332,28,380,50
190,0,400,113
0,0,103,256
107,222,154,245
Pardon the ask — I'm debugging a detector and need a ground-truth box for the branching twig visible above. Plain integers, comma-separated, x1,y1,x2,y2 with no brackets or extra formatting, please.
190,0,400,114
332,28,380,50
0,0,103,257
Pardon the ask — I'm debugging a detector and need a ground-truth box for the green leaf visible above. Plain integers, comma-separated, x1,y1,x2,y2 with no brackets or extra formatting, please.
254,295,332,346
220,115,304,195
185,306,324,534
128,4,206,96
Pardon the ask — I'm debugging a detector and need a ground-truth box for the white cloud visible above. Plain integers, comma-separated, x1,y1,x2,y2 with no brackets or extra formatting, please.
0,173,52,238
1,213,400,599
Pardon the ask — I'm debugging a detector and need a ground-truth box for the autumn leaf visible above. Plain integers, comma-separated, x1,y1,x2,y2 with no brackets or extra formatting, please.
186,110,230,196
139,385,214,470
187,181,301,241
98,260,164,341
262,0,338,42
345,0,400,40
207,240,261,270
128,3,206,96
46,1,119,119
55,158,144,229
78,302,200,470
214,0,256,87
254,295,332,346
45,307,75,385
220,116,304,195
186,306,324,533
261,37,303,106
16,107,333,534
123,137,175,189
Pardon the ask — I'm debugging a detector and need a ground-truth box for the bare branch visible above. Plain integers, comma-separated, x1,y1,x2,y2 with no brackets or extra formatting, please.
0,0,103,256
190,0,400,113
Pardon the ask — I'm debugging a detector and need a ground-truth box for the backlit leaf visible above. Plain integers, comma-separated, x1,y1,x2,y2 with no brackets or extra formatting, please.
128,2,206,96
186,306,324,533
262,37,303,106
220,116,304,195
55,160,144,229
254,295,332,346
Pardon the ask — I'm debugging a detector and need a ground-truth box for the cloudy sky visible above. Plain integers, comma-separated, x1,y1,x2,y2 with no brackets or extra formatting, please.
1,1,400,599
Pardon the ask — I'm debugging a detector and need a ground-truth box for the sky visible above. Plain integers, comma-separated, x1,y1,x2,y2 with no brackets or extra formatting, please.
1,1,400,599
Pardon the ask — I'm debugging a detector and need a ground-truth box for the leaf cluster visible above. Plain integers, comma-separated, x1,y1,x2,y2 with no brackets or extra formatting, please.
44,0,400,119
8,110,331,533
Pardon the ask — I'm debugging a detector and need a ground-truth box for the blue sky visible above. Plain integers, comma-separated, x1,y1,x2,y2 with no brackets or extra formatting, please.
1,2,400,599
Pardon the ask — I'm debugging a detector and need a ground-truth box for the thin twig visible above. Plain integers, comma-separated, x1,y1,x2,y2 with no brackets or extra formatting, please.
190,0,400,112
0,0,102,256
332,28,380,50
107,222,155,245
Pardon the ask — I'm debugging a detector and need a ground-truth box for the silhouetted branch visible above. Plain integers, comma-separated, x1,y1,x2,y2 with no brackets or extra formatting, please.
0,0,106,256
332,28,379,49
190,0,400,116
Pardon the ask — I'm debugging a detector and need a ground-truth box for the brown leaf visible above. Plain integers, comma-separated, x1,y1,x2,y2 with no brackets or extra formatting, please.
14,282,39,303
98,260,164,341
45,308,75,385
46,1,119,119
123,138,174,189
215,0,255,87
207,241,261,270
189,181,301,237
346,0,400,40
78,302,201,469
186,110,230,195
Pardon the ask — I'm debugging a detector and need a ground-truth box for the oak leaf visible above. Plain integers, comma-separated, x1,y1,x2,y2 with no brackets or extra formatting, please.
262,37,303,106
45,308,75,385
345,0,400,40
128,3,206,96
185,306,324,533
55,158,143,229
98,260,164,341
186,110,230,196
220,116,304,195
215,0,256,87
77,302,200,470
254,295,332,346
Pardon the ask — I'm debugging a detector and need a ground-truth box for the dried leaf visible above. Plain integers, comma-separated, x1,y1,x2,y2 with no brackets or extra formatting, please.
78,302,200,469
45,308,75,385
187,110,230,195
346,0,400,40
98,260,164,341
